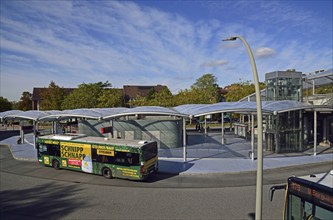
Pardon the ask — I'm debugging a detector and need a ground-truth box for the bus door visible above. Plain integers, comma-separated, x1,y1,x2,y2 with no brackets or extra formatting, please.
37,143,60,166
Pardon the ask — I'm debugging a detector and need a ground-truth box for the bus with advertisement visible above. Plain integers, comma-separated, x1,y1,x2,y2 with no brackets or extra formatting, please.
270,171,333,220
36,134,158,180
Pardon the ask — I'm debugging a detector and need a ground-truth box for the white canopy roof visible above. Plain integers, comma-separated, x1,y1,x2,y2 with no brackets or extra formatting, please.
0,101,330,122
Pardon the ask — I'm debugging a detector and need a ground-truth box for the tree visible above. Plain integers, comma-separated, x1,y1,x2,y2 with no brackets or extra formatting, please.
61,81,111,109
224,80,266,102
128,95,149,107
153,87,174,106
98,88,123,107
192,73,218,90
190,73,220,103
129,87,174,107
17,92,32,111
11,101,19,110
174,88,204,105
40,81,65,110
0,97,12,112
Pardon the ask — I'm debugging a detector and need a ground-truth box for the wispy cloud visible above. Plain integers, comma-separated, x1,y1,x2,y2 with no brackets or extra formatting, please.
201,60,228,67
255,47,276,58
0,1,332,100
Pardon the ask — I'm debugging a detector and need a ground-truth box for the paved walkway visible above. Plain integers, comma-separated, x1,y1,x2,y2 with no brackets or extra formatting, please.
1,133,332,175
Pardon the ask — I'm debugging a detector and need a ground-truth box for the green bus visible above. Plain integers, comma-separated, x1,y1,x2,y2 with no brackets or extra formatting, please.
36,134,158,180
270,171,333,220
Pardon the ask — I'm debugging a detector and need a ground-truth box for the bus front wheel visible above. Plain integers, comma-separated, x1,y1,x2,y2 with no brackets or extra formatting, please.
52,159,60,170
102,167,112,179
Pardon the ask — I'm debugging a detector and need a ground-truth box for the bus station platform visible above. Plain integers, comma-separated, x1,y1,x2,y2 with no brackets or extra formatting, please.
1,132,332,175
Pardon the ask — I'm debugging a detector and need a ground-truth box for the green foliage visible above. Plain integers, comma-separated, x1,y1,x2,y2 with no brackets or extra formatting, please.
191,73,218,90
129,74,222,106
174,88,206,105
40,81,65,110
15,73,276,111
129,87,174,107
97,89,123,107
62,81,111,109
224,80,265,102
0,97,12,112
303,84,333,96
189,73,220,104
153,87,174,106
11,101,19,110
17,91,32,111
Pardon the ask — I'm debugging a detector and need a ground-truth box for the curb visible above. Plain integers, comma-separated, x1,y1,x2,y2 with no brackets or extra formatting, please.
159,160,333,176
0,144,37,162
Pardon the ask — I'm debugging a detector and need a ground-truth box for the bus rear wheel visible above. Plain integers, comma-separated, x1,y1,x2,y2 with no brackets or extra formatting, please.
102,167,112,179
52,159,60,170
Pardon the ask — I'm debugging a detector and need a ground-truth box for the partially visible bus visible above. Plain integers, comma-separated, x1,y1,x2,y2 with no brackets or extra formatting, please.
270,171,333,220
36,134,158,180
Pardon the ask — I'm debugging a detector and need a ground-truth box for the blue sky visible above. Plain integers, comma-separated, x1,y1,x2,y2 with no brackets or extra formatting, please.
1,0,332,101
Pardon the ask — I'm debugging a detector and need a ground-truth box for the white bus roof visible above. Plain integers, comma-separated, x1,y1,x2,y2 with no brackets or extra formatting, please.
38,134,154,148
298,170,333,189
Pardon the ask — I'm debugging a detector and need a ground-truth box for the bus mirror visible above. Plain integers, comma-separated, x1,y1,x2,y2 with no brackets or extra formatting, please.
269,184,286,201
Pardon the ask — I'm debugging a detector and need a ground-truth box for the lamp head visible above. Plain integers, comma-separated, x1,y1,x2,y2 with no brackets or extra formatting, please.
222,36,238,41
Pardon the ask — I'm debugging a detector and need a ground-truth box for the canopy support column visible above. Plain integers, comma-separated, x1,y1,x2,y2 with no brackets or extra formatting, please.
323,118,327,144
19,121,24,144
314,110,317,156
111,119,114,139
251,114,255,160
204,117,207,135
33,120,36,149
51,121,54,134
183,117,187,162
221,113,225,145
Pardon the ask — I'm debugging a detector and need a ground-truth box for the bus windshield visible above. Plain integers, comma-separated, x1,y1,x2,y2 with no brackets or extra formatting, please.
285,175,333,220
270,171,333,220
142,142,158,162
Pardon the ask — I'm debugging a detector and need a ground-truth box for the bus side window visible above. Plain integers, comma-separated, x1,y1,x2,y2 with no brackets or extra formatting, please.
48,144,60,157
92,149,97,162
101,155,108,163
38,144,48,156
114,152,126,166
127,153,140,166
113,152,140,166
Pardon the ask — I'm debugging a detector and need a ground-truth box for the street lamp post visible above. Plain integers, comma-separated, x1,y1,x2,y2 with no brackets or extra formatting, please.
223,36,263,220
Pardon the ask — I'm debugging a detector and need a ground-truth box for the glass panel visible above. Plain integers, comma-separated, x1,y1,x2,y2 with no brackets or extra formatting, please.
143,143,157,161
315,205,333,220
287,194,302,220
303,201,313,219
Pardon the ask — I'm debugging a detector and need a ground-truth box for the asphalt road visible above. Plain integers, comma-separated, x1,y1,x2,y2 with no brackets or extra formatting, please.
1,145,332,219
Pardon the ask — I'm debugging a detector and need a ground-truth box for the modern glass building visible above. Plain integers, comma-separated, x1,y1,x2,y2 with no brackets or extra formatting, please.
265,71,304,153
266,71,303,102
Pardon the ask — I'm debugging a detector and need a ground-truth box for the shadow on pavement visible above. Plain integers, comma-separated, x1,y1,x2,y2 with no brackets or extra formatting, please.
0,130,20,141
247,213,255,220
158,159,194,174
0,182,90,220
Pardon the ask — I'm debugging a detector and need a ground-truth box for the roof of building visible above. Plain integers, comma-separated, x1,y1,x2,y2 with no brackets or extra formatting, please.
123,85,167,101
32,87,75,101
